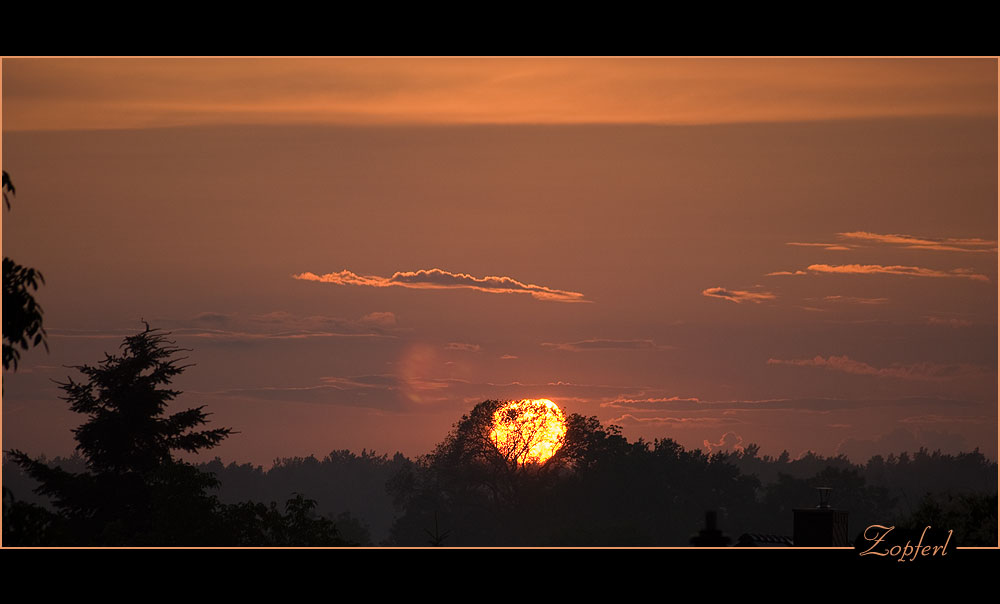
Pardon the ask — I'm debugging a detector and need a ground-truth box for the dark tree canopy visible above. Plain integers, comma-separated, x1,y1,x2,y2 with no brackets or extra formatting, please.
386,399,647,545
2,170,48,372
4,325,356,546
61,326,231,474
3,258,47,371
7,326,233,545
2,170,14,210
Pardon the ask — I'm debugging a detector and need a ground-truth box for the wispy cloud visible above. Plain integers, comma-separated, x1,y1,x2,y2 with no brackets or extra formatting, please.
143,310,403,342
703,431,746,453
766,270,808,276
898,414,988,425
211,373,470,410
786,242,854,251
541,339,670,352
822,295,890,305
48,328,138,340
837,231,997,253
220,375,656,411
924,315,974,328
191,311,229,324
767,355,992,381
49,322,393,343
319,375,403,391
607,414,743,427
201,311,395,338
360,311,397,327
174,329,393,341
445,342,481,352
806,263,989,282
604,395,983,414
701,287,776,304
293,268,588,302
600,396,702,408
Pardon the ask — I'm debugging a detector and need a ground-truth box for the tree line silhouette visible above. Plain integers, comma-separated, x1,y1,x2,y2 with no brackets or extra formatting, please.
4,350,996,546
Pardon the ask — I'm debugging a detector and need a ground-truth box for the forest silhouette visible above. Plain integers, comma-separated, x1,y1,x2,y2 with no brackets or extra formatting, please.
2,328,996,546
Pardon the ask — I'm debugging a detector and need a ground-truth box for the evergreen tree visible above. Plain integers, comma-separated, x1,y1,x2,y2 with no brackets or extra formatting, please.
7,325,232,545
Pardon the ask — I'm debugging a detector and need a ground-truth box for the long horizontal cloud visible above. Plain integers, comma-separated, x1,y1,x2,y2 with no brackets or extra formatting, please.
293,269,587,302
445,342,482,352
898,414,987,425
924,315,973,328
821,295,890,305
211,374,659,411
211,374,469,410
806,264,989,282
541,339,670,352
602,395,983,413
600,396,702,408
7,59,995,131
786,242,854,251
702,287,776,304
149,310,402,342
607,414,744,427
837,231,997,253
767,355,992,381
766,270,808,276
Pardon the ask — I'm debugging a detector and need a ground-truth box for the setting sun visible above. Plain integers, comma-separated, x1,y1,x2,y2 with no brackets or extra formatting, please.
489,399,568,465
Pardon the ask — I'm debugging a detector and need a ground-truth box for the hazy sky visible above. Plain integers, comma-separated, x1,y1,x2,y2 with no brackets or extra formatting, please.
2,57,997,466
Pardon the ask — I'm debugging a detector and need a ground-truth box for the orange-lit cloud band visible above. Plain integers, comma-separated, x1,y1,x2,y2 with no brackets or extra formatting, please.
786,242,854,251
837,231,998,253
806,264,989,282
293,268,588,302
701,287,776,304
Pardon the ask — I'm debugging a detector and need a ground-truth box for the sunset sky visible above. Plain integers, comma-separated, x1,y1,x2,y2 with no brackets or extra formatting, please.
2,57,997,466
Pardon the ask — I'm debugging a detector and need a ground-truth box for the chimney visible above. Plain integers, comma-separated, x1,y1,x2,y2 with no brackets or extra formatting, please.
793,487,849,546
690,510,732,546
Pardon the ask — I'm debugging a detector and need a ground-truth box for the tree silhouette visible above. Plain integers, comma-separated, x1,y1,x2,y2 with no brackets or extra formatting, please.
220,493,355,546
7,325,233,545
387,400,643,545
3,171,48,372
3,170,15,210
895,490,998,546
4,325,360,546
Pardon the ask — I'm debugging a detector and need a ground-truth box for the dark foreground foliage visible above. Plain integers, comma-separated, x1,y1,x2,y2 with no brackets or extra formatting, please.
3,333,995,546
383,400,997,546
3,170,48,373
3,327,354,546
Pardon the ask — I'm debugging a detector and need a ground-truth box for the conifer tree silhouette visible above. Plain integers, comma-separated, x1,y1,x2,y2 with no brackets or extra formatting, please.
8,325,232,545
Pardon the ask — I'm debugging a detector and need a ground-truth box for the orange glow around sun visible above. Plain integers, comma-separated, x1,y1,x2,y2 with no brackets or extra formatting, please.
489,399,568,466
